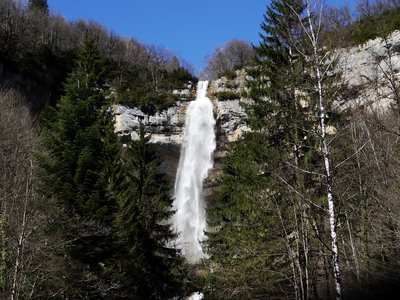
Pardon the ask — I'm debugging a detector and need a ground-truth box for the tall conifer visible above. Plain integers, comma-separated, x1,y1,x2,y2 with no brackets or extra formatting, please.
36,36,118,297
110,125,186,299
207,1,330,298
28,0,49,13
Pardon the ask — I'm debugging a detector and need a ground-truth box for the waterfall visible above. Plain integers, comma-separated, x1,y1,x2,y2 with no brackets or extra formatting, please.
173,81,216,262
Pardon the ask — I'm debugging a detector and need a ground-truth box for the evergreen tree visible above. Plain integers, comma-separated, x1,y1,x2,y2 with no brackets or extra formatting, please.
28,0,49,13
206,0,341,298
206,133,298,299
110,125,187,299
247,0,307,135
36,36,119,297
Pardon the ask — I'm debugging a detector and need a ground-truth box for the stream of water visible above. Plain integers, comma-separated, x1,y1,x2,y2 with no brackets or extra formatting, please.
173,81,216,263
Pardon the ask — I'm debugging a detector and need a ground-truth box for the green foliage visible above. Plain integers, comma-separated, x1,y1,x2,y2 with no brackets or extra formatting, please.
247,0,307,132
351,7,400,44
215,91,240,101
206,133,297,299
110,125,187,299
38,36,111,217
116,86,179,115
36,38,188,297
218,69,237,79
115,66,197,113
206,1,340,298
28,0,49,13
36,37,120,297
0,1,196,113
324,6,400,47
163,66,197,89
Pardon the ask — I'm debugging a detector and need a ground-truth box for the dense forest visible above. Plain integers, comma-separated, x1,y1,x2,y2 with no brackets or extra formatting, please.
205,0,400,299
1,0,400,299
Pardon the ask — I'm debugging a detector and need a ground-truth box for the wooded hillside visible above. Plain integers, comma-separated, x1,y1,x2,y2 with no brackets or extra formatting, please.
1,0,400,299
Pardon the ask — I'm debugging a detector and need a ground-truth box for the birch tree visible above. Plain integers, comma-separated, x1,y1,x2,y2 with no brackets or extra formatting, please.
0,88,50,299
291,0,343,298
206,1,330,299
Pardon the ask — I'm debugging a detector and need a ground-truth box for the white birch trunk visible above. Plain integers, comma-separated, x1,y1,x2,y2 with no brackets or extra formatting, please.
286,0,343,297
10,187,28,300
315,62,342,300
11,161,32,300
305,1,342,298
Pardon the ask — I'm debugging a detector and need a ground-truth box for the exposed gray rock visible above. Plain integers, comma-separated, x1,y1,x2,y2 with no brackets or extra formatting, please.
336,30,400,111
208,69,251,96
113,97,250,145
172,82,196,101
172,88,191,99
114,74,252,145
114,30,400,147
113,102,189,144
216,99,250,143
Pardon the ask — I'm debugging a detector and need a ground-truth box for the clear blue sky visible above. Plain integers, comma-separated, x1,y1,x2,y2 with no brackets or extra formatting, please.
47,0,354,74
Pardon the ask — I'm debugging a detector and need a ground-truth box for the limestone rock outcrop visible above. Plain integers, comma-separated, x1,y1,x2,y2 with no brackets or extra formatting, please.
114,30,400,148
208,69,250,96
114,75,251,146
208,69,251,144
336,30,400,110
114,102,189,145
215,99,250,143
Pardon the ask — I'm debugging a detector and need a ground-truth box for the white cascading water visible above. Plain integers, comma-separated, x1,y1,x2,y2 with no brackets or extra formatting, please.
173,81,216,263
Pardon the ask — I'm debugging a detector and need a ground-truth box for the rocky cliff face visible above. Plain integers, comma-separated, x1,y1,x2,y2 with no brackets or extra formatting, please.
208,69,251,145
336,30,400,110
114,27,400,147
114,102,189,145
113,80,250,190
113,78,250,147
113,30,400,185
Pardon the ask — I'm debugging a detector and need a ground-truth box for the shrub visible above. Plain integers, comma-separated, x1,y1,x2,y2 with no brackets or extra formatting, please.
215,91,240,101
217,69,237,80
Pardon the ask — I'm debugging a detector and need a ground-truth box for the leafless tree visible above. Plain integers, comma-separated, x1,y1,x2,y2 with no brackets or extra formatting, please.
356,0,375,18
203,39,255,79
323,5,352,31
0,88,68,299
288,0,345,297
0,88,34,298
356,0,400,19
144,44,178,88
